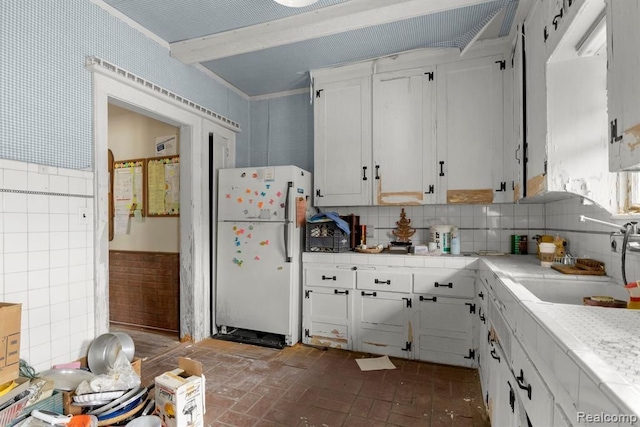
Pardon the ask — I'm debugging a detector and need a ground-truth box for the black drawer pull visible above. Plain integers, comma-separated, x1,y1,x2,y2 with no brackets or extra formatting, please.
322,275,337,281
490,348,500,362
361,291,377,297
374,279,391,285
435,282,452,288
334,289,349,295
516,369,532,400
419,296,437,302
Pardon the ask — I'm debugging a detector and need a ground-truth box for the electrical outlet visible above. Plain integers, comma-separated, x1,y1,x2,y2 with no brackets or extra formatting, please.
366,225,375,237
78,207,89,225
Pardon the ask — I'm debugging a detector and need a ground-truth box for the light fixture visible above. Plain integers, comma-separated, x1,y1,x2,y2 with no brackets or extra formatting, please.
575,10,606,57
273,0,319,7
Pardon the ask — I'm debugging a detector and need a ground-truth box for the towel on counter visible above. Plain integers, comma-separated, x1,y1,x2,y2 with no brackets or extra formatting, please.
309,212,351,235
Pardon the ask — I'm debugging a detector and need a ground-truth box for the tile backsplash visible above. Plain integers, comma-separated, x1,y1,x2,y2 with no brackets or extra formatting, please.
0,159,95,372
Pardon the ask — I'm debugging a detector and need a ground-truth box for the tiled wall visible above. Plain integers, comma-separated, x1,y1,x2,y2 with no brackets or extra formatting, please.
109,251,179,332
0,159,95,372
546,197,640,286
329,203,546,254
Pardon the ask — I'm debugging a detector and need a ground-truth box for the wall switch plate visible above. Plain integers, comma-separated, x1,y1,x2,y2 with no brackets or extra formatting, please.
366,225,375,237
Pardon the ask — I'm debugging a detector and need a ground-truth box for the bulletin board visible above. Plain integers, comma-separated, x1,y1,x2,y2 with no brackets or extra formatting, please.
113,158,146,217
146,155,180,217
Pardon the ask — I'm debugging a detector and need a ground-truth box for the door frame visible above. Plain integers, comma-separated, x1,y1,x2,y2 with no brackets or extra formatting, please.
90,65,236,342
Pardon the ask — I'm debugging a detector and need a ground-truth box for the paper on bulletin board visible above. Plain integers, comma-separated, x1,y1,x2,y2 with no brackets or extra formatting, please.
114,165,143,212
147,157,180,215
296,197,306,228
155,135,177,156
114,209,130,235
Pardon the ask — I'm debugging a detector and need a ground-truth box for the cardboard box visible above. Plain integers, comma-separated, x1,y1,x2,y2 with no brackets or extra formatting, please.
155,357,205,427
0,303,21,385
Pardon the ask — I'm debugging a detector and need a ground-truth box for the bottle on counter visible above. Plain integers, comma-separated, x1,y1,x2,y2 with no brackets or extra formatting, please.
451,226,460,255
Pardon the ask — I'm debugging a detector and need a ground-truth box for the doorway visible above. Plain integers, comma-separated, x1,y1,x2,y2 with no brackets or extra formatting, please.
90,66,237,345
107,104,181,351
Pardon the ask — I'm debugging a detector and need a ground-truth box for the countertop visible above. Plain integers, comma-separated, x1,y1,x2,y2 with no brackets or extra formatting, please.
482,255,640,418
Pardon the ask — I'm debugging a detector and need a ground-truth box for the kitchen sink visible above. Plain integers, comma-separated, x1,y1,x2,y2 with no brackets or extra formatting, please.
516,278,629,306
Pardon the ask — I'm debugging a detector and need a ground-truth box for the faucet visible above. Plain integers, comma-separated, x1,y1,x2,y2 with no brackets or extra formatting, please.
579,215,637,234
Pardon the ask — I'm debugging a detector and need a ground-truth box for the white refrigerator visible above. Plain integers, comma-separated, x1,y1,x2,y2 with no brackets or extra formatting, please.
215,166,312,345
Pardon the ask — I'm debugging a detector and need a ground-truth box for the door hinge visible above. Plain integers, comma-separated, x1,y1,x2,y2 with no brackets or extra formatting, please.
304,329,311,338
315,89,323,98
508,381,516,412
544,160,548,175
425,184,435,194
496,60,506,70
543,26,549,42
402,297,412,308
425,71,434,81
552,8,563,30
402,341,412,351
611,119,623,143
466,303,476,314
464,349,476,359
495,181,506,192
304,290,312,298
316,189,324,198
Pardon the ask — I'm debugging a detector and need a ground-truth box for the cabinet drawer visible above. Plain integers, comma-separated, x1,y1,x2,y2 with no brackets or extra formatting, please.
305,266,356,289
356,270,412,293
511,337,554,427
413,268,475,298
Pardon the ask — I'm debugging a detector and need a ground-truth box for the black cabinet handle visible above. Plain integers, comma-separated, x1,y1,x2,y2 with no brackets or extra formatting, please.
374,279,391,285
361,291,377,297
322,275,337,281
334,289,349,295
516,369,532,400
419,296,437,302
490,348,500,362
362,166,368,181
375,165,380,179
478,291,484,299
552,8,563,30
439,161,445,177
435,282,452,288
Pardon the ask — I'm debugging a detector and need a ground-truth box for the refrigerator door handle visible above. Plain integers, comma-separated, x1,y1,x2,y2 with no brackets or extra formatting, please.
284,181,293,263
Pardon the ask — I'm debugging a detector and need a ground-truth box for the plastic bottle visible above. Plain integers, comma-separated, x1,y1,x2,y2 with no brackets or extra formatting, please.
451,227,461,255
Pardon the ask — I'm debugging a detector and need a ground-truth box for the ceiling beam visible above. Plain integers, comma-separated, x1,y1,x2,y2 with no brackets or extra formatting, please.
171,0,496,64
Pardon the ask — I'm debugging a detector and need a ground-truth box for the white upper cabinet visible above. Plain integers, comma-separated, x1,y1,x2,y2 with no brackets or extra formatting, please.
607,0,640,171
436,55,506,204
313,76,372,206
524,0,548,196
372,68,437,205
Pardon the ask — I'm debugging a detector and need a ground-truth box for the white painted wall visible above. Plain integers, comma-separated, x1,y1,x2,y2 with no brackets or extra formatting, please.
108,105,180,253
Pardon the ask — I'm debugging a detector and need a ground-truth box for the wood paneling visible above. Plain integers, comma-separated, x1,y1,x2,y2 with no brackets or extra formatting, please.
109,251,179,332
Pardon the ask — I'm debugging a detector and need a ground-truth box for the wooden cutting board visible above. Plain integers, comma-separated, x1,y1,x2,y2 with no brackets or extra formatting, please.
551,264,606,275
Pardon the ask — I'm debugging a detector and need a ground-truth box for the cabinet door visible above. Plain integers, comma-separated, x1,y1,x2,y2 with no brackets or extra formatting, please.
302,286,353,350
524,0,549,196
510,25,526,202
490,343,520,427
607,0,640,171
354,290,412,358
436,55,505,204
314,76,372,205
415,295,475,367
373,68,436,205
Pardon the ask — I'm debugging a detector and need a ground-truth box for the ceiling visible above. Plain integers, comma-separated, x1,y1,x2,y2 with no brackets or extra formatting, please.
103,0,520,97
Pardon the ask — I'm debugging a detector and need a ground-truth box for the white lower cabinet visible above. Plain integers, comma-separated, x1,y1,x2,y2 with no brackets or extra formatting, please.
414,295,476,367
511,336,554,427
302,265,356,349
488,342,521,426
354,289,413,358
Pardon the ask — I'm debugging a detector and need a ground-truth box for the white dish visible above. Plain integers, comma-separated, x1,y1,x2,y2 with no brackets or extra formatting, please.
88,386,145,416
72,400,113,407
74,390,126,403
38,369,96,392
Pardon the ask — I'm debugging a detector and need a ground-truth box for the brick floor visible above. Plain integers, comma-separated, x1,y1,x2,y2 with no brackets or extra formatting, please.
137,336,490,427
